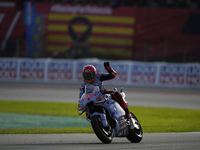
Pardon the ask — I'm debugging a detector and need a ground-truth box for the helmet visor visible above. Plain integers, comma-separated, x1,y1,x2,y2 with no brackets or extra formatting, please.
82,72,96,80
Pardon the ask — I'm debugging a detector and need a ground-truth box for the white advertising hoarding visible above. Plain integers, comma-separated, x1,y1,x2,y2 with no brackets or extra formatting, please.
0,58,199,88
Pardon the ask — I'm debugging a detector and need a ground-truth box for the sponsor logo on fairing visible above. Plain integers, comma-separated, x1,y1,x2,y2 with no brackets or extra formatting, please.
158,65,185,85
0,60,17,80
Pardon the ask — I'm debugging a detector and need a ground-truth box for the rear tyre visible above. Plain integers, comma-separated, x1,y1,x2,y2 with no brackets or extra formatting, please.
91,115,113,144
126,112,143,143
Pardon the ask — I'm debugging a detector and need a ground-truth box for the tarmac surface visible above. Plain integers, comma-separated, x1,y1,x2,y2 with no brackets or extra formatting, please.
0,133,200,150
0,82,200,150
0,82,199,109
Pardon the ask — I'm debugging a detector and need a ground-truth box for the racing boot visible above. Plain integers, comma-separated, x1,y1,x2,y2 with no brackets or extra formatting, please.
112,91,134,129
112,91,132,119
122,106,134,129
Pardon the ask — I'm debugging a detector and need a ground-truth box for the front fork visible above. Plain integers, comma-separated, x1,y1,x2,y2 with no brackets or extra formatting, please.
91,112,108,127
88,105,109,128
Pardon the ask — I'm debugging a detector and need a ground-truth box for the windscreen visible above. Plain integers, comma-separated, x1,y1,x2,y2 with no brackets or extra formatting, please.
85,84,95,94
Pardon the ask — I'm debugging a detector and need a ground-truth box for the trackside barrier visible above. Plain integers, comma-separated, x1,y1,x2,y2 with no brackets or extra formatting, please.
0,58,199,88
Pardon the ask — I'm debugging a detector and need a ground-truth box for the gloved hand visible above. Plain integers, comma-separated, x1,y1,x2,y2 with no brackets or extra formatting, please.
104,62,109,67
104,62,117,77
104,62,111,71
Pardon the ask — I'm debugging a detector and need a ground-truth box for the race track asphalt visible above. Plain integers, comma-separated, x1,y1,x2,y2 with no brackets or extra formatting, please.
0,82,199,109
0,133,200,150
0,82,200,150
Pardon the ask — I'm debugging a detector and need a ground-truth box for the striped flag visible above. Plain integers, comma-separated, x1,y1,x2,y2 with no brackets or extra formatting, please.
37,3,135,59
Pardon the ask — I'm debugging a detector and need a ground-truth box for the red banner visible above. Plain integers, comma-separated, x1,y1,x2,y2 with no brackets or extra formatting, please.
36,3,135,59
133,8,200,62
2,1,199,61
36,4,200,61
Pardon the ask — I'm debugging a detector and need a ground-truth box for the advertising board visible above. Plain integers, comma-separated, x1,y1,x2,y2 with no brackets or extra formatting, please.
186,65,200,87
47,60,73,81
158,64,185,86
0,59,18,80
130,63,157,85
0,58,199,89
19,59,45,81
107,63,129,84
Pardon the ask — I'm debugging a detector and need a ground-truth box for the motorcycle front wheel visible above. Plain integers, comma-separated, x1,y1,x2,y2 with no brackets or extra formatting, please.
91,115,113,144
126,112,143,143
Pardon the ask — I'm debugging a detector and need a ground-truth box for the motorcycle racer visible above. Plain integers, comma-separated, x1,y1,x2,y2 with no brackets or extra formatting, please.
79,62,132,120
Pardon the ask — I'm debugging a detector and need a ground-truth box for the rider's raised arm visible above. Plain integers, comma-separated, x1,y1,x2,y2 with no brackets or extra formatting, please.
100,62,117,81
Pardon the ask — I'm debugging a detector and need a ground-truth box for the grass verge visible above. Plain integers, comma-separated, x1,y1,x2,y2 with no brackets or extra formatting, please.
0,100,200,134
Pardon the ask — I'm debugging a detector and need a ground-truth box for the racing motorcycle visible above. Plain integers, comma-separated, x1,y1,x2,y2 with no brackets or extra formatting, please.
78,84,143,144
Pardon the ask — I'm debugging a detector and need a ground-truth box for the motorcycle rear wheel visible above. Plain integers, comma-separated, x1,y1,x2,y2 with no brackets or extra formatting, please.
91,115,113,144
126,112,143,143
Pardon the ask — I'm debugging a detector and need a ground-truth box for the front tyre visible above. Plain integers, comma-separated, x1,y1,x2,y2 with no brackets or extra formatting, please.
91,115,113,144
126,112,143,143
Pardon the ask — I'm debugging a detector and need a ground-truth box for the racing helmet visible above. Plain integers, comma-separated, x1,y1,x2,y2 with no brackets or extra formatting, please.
82,65,97,83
